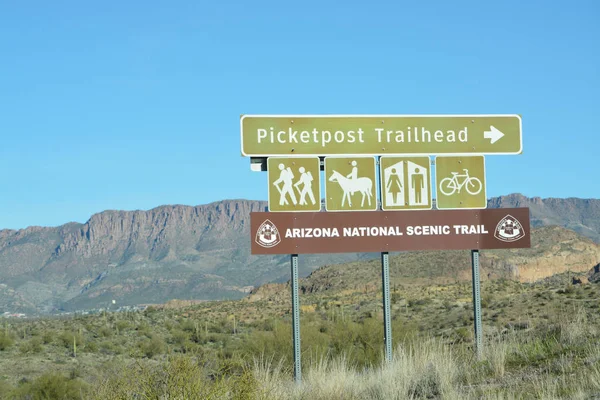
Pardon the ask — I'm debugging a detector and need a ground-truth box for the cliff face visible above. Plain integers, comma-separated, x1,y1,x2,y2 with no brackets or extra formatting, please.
481,226,600,282
0,194,598,314
487,194,600,242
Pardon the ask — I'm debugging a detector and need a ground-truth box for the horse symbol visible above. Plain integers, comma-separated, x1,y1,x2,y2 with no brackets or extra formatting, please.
329,170,373,207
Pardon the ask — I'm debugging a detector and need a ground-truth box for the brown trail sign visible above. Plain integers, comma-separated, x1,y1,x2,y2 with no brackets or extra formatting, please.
252,207,530,255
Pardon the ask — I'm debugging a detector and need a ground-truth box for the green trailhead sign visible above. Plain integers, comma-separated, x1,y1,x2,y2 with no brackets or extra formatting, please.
267,157,321,212
380,156,432,211
324,156,377,212
240,114,522,156
435,156,487,210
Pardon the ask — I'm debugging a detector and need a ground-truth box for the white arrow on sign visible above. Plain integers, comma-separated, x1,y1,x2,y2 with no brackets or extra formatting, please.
484,125,505,144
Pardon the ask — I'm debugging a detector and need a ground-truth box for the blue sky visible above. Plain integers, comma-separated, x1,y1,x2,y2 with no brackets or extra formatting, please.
0,0,598,229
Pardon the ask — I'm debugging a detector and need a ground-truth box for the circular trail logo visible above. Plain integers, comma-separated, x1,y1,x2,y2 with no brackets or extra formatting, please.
494,215,525,242
256,219,281,248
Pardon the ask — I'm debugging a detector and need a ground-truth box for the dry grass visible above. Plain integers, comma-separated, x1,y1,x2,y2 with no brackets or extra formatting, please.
250,310,600,400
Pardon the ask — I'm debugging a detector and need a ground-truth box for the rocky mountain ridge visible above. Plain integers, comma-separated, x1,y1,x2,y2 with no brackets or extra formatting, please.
0,193,598,314
247,225,600,303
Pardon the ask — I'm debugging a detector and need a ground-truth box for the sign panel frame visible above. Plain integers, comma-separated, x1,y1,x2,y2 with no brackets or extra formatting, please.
240,114,523,157
380,155,433,211
324,155,378,212
435,155,487,210
267,156,322,213
251,207,531,254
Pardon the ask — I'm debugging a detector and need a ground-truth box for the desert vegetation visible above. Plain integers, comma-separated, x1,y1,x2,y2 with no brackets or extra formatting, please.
0,272,599,399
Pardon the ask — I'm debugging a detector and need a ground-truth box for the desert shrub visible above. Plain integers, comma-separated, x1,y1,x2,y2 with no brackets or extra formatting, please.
481,294,493,308
179,319,196,332
41,330,54,344
91,355,231,399
19,337,43,354
98,325,113,338
136,321,152,338
0,331,14,351
99,340,116,355
229,366,259,400
0,379,14,395
140,335,166,358
59,331,84,349
116,320,130,332
241,320,293,363
84,340,98,353
454,327,472,343
8,372,89,400
443,299,454,311
170,329,189,346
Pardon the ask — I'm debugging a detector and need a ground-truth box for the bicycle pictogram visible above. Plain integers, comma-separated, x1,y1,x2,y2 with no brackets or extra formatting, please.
438,168,482,196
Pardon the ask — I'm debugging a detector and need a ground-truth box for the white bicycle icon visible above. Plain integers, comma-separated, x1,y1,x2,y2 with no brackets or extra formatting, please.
439,168,482,196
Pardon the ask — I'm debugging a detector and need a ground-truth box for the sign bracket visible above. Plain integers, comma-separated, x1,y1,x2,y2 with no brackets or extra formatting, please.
251,157,327,172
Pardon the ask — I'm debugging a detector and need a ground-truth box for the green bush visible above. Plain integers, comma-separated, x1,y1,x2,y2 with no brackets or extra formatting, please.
0,331,14,351
59,331,84,349
19,337,43,354
41,330,54,344
84,340,98,353
9,372,89,400
116,320,130,332
98,326,113,338
140,335,166,358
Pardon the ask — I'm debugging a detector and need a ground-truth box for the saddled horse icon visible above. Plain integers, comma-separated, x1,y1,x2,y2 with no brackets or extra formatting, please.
329,170,373,208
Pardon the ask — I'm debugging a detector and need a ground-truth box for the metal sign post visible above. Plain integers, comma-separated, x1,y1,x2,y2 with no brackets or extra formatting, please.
471,249,483,359
291,254,302,383
381,251,393,363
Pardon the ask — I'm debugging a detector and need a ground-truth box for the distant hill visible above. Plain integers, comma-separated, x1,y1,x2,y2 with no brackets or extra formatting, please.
0,194,598,314
0,200,370,314
487,193,600,243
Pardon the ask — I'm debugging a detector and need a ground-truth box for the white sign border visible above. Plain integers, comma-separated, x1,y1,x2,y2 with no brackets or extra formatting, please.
267,156,322,213
324,155,378,212
379,155,434,211
434,155,488,211
240,114,523,157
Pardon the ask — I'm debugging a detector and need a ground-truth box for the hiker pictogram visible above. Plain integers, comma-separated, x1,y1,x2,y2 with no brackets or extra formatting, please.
294,167,316,206
273,163,298,206
267,157,321,212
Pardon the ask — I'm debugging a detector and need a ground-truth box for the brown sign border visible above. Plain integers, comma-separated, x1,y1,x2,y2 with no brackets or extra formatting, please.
251,207,531,255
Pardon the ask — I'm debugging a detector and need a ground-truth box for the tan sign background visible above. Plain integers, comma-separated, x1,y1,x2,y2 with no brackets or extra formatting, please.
435,156,487,210
267,157,321,212
380,156,432,210
240,114,523,156
324,156,377,211
251,208,530,254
